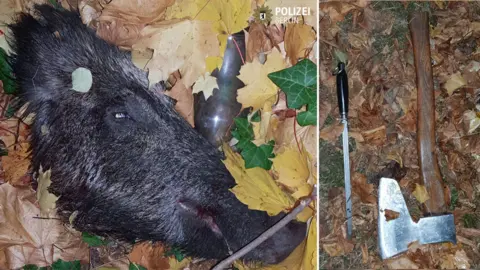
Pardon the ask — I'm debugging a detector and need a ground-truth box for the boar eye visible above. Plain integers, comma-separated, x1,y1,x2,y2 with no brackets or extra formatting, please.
114,112,130,119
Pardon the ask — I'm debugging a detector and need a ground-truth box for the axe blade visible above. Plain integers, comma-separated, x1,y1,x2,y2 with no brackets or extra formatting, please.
378,177,456,259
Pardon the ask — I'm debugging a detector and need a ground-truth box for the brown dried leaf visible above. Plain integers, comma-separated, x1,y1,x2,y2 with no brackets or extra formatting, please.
246,22,273,63
384,209,400,222
319,122,343,143
0,184,89,269
274,117,317,164
97,0,175,24
2,145,30,187
386,257,419,269
361,125,386,146
284,23,316,65
128,242,169,270
397,109,417,134
165,72,194,127
351,172,375,204
95,20,145,49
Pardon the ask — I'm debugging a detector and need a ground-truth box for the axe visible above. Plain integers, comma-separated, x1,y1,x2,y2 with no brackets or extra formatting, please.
377,11,457,259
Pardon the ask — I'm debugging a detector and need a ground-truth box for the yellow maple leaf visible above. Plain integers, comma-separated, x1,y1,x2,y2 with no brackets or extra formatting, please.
412,183,430,204
284,23,316,65
36,166,59,215
132,19,220,88
237,50,286,111
192,72,218,99
272,145,310,189
166,0,251,56
206,56,223,72
252,104,276,146
222,143,294,216
303,216,317,270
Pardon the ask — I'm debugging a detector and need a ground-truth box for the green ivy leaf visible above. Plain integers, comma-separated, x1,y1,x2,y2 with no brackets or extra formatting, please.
23,265,47,270
241,140,275,170
0,48,16,95
297,98,317,126
51,260,81,270
129,263,147,270
250,110,261,122
267,59,316,109
81,232,107,247
164,246,185,262
236,138,250,152
231,117,254,141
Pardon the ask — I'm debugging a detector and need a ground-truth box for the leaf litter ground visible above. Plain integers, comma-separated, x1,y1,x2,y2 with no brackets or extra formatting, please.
320,1,480,269
0,0,317,269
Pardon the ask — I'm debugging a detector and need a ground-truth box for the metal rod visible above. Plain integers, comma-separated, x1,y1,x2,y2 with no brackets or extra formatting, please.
342,119,352,239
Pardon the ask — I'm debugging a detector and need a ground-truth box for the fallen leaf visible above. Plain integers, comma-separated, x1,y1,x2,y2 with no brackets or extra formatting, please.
133,19,220,88
275,117,317,163
351,172,376,204
0,0,18,53
237,49,287,111
205,56,223,72
284,23,316,65
272,145,310,189
222,143,294,216
412,183,430,204
36,167,59,215
127,242,169,270
192,72,218,99
384,209,400,221
361,125,387,146
165,0,251,55
0,184,89,269
167,256,192,270
361,243,369,264
386,257,419,269
131,49,154,71
444,72,466,95
319,122,343,142
463,110,480,134
322,243,344,257
165,74,194,127
440,249,470,270
246,22,274,63
97,0,175,24
2,143,30,186
303,216,317,270
95,20,145,49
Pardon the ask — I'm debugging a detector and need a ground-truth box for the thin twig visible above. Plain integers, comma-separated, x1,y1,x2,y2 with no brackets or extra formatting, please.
212,191,316,270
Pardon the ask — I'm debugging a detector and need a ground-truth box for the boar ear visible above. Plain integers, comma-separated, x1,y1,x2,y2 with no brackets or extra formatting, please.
6,5,91,107
177,200,224,238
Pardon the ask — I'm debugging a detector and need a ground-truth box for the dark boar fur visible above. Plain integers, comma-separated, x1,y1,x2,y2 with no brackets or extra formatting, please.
6,4,307,264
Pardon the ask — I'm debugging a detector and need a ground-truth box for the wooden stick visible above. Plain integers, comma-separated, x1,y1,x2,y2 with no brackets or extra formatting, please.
409,12,446,214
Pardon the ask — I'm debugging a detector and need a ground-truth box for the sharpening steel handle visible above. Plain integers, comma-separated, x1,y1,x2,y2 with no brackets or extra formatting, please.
410,12,447,214
336,62,349,120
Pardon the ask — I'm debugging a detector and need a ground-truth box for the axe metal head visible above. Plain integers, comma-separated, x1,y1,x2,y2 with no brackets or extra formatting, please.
378,177,456,259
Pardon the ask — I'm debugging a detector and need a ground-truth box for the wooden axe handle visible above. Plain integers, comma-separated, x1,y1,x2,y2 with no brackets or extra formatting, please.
409,12,447,214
